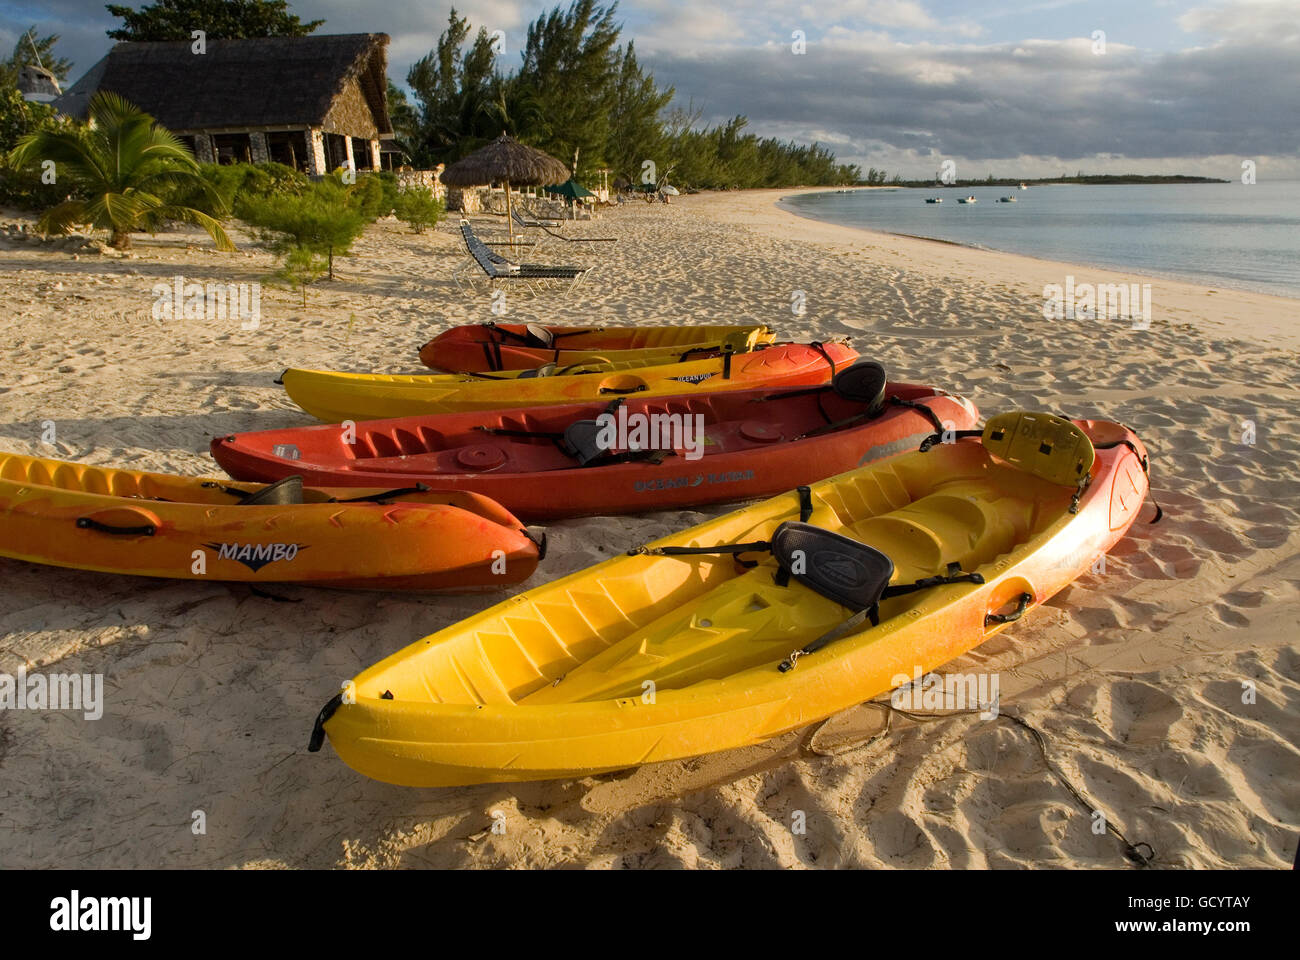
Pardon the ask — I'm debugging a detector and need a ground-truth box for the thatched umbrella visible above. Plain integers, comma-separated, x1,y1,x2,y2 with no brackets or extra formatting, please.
440,134,570,242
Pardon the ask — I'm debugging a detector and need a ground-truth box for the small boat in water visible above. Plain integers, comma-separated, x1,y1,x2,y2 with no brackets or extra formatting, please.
924,197,943,203
998,196,1018,202
1019,182,1029,190
957,196,977,204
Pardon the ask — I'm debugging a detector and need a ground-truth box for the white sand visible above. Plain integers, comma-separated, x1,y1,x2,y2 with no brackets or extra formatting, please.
0,190,1295,868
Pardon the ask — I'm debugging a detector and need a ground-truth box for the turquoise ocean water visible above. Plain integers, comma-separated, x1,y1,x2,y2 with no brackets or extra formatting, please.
779,181,1300,299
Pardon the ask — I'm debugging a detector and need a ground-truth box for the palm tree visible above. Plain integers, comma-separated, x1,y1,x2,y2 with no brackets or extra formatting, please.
8,91,234,251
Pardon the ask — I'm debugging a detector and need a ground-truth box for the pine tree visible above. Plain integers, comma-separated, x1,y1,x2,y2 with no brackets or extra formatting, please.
105,0,324,41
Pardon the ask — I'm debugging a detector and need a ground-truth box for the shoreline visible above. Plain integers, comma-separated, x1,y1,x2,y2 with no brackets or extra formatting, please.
686,187,1300,350
779,190,1300,305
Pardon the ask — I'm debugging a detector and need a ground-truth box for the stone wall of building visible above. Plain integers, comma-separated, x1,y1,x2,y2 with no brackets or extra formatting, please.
395,165,448,203
307,128,327,177
193,134,216,165
248,132,269,164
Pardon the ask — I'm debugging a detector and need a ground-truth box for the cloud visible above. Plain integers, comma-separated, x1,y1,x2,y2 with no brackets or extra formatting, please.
1179,0,1300,43
8,0,1297,177
639,6,1300,177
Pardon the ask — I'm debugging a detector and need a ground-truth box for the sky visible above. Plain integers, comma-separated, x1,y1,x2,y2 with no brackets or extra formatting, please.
2,0,1297,179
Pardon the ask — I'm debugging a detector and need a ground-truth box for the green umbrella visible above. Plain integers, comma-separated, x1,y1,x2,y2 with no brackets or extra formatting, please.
544,179,596,199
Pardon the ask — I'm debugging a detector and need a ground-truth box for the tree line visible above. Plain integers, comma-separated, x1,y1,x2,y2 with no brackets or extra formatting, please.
393,2,863,189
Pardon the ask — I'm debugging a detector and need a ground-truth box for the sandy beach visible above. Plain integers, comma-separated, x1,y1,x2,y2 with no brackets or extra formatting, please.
0,188,1296,869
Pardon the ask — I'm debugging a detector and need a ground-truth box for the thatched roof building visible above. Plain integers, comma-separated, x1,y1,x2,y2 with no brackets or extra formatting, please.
54,33,394,174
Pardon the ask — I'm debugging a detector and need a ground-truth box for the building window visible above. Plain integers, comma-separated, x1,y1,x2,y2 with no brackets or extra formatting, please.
323,133,349,172
267,131,309,171
351,137,373,170
212,133,252,165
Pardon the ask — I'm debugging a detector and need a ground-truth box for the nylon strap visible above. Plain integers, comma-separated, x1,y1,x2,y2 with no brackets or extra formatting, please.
330,483,430,503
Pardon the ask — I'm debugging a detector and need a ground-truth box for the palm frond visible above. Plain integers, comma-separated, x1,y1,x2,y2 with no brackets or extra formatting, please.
14,91,237,252
161,206,236,252
36,200,89,236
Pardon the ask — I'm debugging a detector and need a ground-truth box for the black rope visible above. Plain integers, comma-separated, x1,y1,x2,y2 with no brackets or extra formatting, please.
201,480,254,502
628,539,771,558
476,425,565,441
919,429,982,452
810,700,1155,867
329,483,430,503
1095,438,1165,523
809,341,837,380
774,487,815,587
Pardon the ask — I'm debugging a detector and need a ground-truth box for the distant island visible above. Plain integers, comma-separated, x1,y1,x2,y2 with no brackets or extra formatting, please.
885,174,1229,188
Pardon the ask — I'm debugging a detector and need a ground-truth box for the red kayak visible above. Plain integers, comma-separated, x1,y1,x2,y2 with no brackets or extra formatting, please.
212,362,980,521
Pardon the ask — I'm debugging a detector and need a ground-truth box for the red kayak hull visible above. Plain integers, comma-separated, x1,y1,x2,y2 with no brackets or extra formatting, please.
213,383,980,521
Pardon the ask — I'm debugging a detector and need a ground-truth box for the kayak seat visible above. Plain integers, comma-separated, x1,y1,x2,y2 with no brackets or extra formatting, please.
559,420,608,466
524,323,554,348
240,475,304,506
771,522,894,612
830,360,887,412
517,362,558,379
982,411,1095,487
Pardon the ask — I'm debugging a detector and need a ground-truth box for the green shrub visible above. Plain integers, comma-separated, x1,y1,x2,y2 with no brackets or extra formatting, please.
1,86,74,210
240,179,366,279
393,185,445,234
270,246,328,306
375,171,400,217
173,161,308,219
349,172,386,219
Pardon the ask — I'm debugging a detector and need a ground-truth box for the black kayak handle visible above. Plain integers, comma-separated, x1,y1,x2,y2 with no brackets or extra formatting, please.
76,517,156,537
985,592,1033,627
598,385,647,395
307,693,345,752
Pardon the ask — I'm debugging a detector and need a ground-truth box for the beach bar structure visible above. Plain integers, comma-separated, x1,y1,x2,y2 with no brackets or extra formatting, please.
52,34,392,176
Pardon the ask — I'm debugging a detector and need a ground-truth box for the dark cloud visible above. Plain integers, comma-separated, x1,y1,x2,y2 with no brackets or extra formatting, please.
639,30,1299,173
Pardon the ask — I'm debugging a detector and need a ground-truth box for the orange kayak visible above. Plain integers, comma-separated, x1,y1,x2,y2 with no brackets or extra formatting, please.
0,452,542,590
419,322,775,371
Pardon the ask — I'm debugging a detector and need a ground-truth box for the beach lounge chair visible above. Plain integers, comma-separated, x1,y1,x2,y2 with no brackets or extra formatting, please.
512,209,616,243
453,220,592,294
512,208,564,229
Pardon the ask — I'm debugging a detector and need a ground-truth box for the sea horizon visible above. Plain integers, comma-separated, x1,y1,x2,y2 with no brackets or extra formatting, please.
780,180,1300,299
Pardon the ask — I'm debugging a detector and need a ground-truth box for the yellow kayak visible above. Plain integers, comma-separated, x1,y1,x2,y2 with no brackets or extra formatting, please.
280,341,858,422
310,412,1155,786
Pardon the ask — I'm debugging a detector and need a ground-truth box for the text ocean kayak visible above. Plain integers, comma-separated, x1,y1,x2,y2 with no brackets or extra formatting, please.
0,453,541,590
309,412,1155,785
419,322,775,372
280,341,858,422
213,361,980,520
